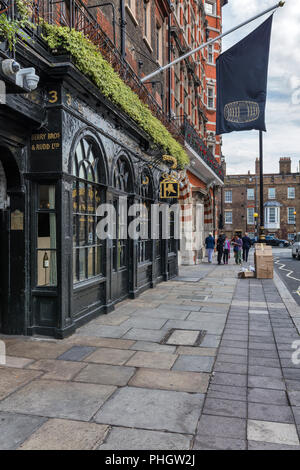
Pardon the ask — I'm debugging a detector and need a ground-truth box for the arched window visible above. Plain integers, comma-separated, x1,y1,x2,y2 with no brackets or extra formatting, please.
72,137,105,283
113,157,132,192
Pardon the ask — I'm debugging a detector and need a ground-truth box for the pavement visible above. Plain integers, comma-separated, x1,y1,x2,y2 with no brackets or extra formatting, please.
1,250,300,450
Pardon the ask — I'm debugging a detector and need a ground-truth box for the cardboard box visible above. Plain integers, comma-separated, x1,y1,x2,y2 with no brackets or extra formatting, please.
254,243,274,279
238,271,255,279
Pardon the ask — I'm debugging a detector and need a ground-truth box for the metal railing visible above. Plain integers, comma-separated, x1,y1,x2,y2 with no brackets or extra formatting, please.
1,0,223,181
177,115,224,181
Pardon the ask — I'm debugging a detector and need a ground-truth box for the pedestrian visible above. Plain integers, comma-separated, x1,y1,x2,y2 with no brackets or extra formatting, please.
205,232,215,264
216,232,225,265
223,236,230,264
232,235,243,265
242,232,252,262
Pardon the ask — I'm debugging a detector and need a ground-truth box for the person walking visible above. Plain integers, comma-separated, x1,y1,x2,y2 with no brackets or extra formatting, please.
223,236,230,265
205,232,215,264
242,232,252,262
216,233,225,265
232,235,243,265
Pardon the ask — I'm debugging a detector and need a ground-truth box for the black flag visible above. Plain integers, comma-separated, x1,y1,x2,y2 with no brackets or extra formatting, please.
216,15,273,135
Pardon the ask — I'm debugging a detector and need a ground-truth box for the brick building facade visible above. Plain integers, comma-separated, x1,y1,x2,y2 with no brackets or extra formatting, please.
221,158,300,242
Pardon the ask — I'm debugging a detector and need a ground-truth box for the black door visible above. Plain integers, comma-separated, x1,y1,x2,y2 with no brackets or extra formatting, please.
0,209,9,332
111,196,129,301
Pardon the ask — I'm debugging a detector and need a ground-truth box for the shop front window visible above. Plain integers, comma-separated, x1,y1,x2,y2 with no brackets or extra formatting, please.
72,137,105,283
137,169,153,264
36,185,57,287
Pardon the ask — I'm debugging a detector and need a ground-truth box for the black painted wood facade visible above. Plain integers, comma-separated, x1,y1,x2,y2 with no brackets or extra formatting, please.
0,42,178,338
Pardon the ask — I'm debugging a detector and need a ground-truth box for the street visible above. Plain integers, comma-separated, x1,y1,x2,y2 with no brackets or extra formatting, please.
273,248,300,306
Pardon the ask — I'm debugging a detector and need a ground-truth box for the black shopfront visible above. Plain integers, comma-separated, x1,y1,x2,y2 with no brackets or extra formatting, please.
0,49,179,338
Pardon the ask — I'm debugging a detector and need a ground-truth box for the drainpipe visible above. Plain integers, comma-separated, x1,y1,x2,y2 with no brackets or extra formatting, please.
120,0,126,60
168,13,172,120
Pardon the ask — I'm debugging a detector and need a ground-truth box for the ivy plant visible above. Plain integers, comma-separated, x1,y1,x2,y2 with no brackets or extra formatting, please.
42,23,189,168
0,0,34,50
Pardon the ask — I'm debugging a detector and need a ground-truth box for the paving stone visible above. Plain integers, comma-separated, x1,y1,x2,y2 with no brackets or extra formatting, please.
199,335,221,348
4,357,34,369
19,419,109,450
6,340,71,360
248,403,294,424
248,420,300,446
217,354,248,365
211,372,247,387
248,440,300,450
57,346,97,362
77,325,131,339
248,388,289,406
248,310,269,315
248,376,286,391
27,359,86,380
166,330,200,346
94,386,204,434
93,314,130,326
249,349,278,359
74,363,135,386
126,351,177,370
292,407,300,424
129,368,209,393
0,367,42,400
158,303,201,312
286,380,300,391
120,317,167,330
172,355,215,373
283,369,300,381
0,412,47,450
129,341,176,353
213,361,247,375
0,380,116,421
221,340,248,349
83,347,135,366
248,365,283,379
249,342,277,351
207,385,247,402
248,357,281,368
197,414,246,439
287,391,300,407
203,398,247,418
123,328,168,342
218,347,248,357
64,336,135,349
193,436,246,450
99,427,192,450
176,346,217,356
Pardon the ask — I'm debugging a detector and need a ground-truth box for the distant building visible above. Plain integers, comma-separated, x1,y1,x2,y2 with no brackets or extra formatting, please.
220,158,300,241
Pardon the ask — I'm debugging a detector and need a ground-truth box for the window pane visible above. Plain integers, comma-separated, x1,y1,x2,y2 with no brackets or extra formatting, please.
87,247,94,278
38,213,56,249
96,245,102,275
37,250,57,286
39,185,55,209
79,248,86,280
79,216,87,246
78,182,86,212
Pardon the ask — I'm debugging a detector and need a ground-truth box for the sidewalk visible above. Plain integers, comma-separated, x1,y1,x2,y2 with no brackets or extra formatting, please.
1,252,300,450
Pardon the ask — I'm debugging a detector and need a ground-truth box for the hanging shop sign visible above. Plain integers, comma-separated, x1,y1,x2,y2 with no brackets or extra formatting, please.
160,173,180,199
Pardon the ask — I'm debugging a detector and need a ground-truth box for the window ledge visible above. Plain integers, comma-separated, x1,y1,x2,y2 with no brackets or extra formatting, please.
143,36,153,53
125,5,138,26
74,275,106,292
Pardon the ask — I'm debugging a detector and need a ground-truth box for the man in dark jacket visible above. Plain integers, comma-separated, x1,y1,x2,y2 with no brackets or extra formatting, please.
242,232,252,262
205,232,215,264
216,233,225,265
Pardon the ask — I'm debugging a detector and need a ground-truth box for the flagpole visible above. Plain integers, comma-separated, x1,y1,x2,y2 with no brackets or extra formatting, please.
259,131,266,242
141,1,285,83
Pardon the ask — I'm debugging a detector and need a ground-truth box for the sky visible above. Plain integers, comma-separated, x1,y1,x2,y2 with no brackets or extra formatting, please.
221,0,300,175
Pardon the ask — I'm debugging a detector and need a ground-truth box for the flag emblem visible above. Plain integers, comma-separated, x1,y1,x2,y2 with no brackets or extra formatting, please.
224,101,260,124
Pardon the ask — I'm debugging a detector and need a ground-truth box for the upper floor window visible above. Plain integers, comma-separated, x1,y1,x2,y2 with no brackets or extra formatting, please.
156,24,163,64
268,188,276,199
288,187,295,199
144,1,151,44
207,86,215,109
225,190,232,204
247,188,255,200
207,44,214,64
126,0,136,16
205,0,217,16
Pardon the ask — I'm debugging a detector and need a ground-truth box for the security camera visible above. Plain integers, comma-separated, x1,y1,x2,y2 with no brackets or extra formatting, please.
24,71,40,91
2,59,21,76
15,67,40,91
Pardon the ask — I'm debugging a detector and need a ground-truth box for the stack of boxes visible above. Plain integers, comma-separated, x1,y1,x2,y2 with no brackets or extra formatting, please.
255,244,274,279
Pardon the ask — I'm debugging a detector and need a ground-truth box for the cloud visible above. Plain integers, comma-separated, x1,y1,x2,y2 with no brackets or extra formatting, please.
221,0,300,175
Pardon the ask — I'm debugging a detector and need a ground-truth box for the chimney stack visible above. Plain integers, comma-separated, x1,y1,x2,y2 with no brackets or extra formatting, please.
279,157,291,175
